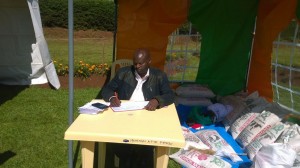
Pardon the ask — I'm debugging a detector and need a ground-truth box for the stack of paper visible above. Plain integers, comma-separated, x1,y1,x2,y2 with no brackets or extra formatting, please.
78,102,107,114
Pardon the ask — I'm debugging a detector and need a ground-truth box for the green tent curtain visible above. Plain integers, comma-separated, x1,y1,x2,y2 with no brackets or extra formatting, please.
188,0,258,95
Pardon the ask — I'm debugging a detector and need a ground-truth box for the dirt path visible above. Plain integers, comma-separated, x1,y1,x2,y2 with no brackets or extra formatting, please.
43,27,113,39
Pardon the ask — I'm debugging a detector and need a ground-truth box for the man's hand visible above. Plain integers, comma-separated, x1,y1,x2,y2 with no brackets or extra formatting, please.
145,99,159,111
110,97,121,107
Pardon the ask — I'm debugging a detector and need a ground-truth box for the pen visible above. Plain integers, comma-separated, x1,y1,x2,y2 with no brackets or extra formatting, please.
114,92,121,104
114,92,119,100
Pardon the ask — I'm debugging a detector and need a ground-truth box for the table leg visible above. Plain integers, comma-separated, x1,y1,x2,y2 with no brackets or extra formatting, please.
155,146,170,168
97,142,106,168
81,141,95,168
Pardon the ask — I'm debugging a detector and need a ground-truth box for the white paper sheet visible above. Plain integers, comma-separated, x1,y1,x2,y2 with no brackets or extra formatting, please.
111,101,149,112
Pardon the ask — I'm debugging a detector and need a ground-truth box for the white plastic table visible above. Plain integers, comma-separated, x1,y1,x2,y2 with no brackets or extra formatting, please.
64,100,185,168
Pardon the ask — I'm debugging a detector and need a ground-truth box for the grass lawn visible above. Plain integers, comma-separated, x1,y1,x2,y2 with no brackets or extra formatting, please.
0,86,181,168
0,86,93,167
47,38,113,65
44,28,114,65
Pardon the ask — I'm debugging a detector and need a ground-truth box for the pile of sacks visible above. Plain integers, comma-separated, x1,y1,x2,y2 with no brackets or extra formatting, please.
172,90,300,168
218,91,300,167
170,127,238,168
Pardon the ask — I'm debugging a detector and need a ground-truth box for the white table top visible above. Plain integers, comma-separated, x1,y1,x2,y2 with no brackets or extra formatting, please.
64,100,185,148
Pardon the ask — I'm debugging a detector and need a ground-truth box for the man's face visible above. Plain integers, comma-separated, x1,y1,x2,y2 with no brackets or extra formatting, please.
133,53,150,77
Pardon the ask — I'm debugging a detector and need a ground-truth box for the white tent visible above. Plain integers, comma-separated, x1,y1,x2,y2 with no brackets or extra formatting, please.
0,0,60,89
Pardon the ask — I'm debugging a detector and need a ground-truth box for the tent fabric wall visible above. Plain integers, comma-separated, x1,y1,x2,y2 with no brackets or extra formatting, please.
188,0,258,96
248,0,298,101
115,0,189,70
27,0,60,89
0,0,60,89
115,0,299,99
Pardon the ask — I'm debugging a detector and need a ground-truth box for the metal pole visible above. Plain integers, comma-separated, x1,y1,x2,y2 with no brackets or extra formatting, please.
245,16,257,91
112,0,118,62
68,0,74,167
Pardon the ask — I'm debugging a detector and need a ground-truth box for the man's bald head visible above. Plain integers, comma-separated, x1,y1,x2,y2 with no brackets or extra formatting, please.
133,48,151,61
132,48,151,77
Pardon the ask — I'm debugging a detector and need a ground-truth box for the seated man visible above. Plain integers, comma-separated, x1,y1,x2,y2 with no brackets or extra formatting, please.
101,48,175,168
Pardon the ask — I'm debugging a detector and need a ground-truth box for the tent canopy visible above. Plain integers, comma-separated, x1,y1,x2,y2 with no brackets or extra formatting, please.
0,0,60,89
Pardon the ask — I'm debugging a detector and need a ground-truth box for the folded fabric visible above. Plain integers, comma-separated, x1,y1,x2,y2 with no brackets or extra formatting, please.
175,84,215,98
207,103,233,123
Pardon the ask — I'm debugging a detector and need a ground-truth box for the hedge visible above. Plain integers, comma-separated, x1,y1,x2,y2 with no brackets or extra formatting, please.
39,0,191,33
39,0,116,31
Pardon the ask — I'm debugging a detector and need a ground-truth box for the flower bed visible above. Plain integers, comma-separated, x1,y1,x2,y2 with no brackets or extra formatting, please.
58,74,108,89
54,60,110,79
36,60,111,89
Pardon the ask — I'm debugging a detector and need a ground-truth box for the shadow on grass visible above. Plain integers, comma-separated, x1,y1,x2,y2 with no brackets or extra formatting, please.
0,150,17,166
73,141,81,168
0,85,29,105
94,143,116,168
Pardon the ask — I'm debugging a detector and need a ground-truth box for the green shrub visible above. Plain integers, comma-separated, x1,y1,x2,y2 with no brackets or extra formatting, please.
39,0,115,31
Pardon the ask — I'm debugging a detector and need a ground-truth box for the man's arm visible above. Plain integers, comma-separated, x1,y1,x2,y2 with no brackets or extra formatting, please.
101,71,121,102
101,66,135,103
153,71,175,108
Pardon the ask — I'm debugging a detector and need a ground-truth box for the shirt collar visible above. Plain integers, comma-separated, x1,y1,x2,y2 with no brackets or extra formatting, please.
135,69,150,81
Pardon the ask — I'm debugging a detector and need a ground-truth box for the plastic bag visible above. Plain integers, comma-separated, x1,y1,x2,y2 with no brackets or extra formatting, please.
251,143,296,168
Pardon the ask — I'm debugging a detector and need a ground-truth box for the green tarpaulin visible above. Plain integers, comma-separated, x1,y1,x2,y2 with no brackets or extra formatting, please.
188,0,258,95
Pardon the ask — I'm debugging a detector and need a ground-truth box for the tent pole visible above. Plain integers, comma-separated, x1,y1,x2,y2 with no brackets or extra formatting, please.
67,0,74,168
112,0,118,62
245,16,257,91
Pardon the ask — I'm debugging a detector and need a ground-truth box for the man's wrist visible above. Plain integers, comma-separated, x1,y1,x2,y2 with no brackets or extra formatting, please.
152,98,159,107
109,96,117,101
